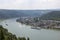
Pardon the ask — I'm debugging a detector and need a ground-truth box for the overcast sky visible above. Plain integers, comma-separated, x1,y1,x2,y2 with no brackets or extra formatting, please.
0,0,60,10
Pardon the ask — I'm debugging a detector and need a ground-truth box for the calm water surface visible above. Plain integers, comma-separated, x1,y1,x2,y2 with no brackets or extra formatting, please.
0,18,60,40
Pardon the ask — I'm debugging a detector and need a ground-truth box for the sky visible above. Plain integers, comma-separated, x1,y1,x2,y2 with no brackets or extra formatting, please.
0,0,60,10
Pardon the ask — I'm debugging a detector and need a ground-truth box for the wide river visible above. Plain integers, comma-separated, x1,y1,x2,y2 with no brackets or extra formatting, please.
0,18,60,40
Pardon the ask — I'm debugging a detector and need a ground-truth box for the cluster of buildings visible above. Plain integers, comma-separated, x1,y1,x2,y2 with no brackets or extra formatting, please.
16,17,60,29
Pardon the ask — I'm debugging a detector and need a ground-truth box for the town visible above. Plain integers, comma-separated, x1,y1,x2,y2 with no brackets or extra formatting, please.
16,17,60,29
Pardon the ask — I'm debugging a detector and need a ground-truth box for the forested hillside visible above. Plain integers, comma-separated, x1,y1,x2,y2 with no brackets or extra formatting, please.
40,11,60,20
0,25,29,40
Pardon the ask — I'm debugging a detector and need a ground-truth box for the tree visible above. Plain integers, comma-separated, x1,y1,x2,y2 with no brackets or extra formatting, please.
27,37,29,40
18,37,26,40
0,30,5,40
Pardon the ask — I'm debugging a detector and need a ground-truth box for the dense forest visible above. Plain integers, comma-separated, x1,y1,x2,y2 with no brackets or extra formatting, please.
0,25,29,40
40,11,60,21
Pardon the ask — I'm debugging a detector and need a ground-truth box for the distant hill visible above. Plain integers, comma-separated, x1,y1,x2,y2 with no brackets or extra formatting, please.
40,11,60,20
0,9,50,19
19,10,50,17
0,10,26,19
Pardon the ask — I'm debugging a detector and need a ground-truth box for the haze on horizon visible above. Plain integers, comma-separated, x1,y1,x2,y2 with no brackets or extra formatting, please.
0,0,60,10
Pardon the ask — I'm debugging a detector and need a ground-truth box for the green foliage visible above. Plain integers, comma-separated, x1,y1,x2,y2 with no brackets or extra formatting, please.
0,25,29,40
27,37,29,40
18,37,26,40
0,30,5,40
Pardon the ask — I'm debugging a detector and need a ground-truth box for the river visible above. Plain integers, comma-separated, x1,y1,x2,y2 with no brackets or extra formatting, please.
0,18,60,40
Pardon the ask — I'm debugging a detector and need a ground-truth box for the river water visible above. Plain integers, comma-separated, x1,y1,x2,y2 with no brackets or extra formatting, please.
0,18,60,40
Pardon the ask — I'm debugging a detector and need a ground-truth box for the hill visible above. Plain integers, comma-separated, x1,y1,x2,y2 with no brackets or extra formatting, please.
0,10,26,19
40,11,60,21
0,9,50,19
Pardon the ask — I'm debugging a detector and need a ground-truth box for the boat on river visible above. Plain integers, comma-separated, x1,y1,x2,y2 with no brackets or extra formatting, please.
6,24,8,26
31,26,41,30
